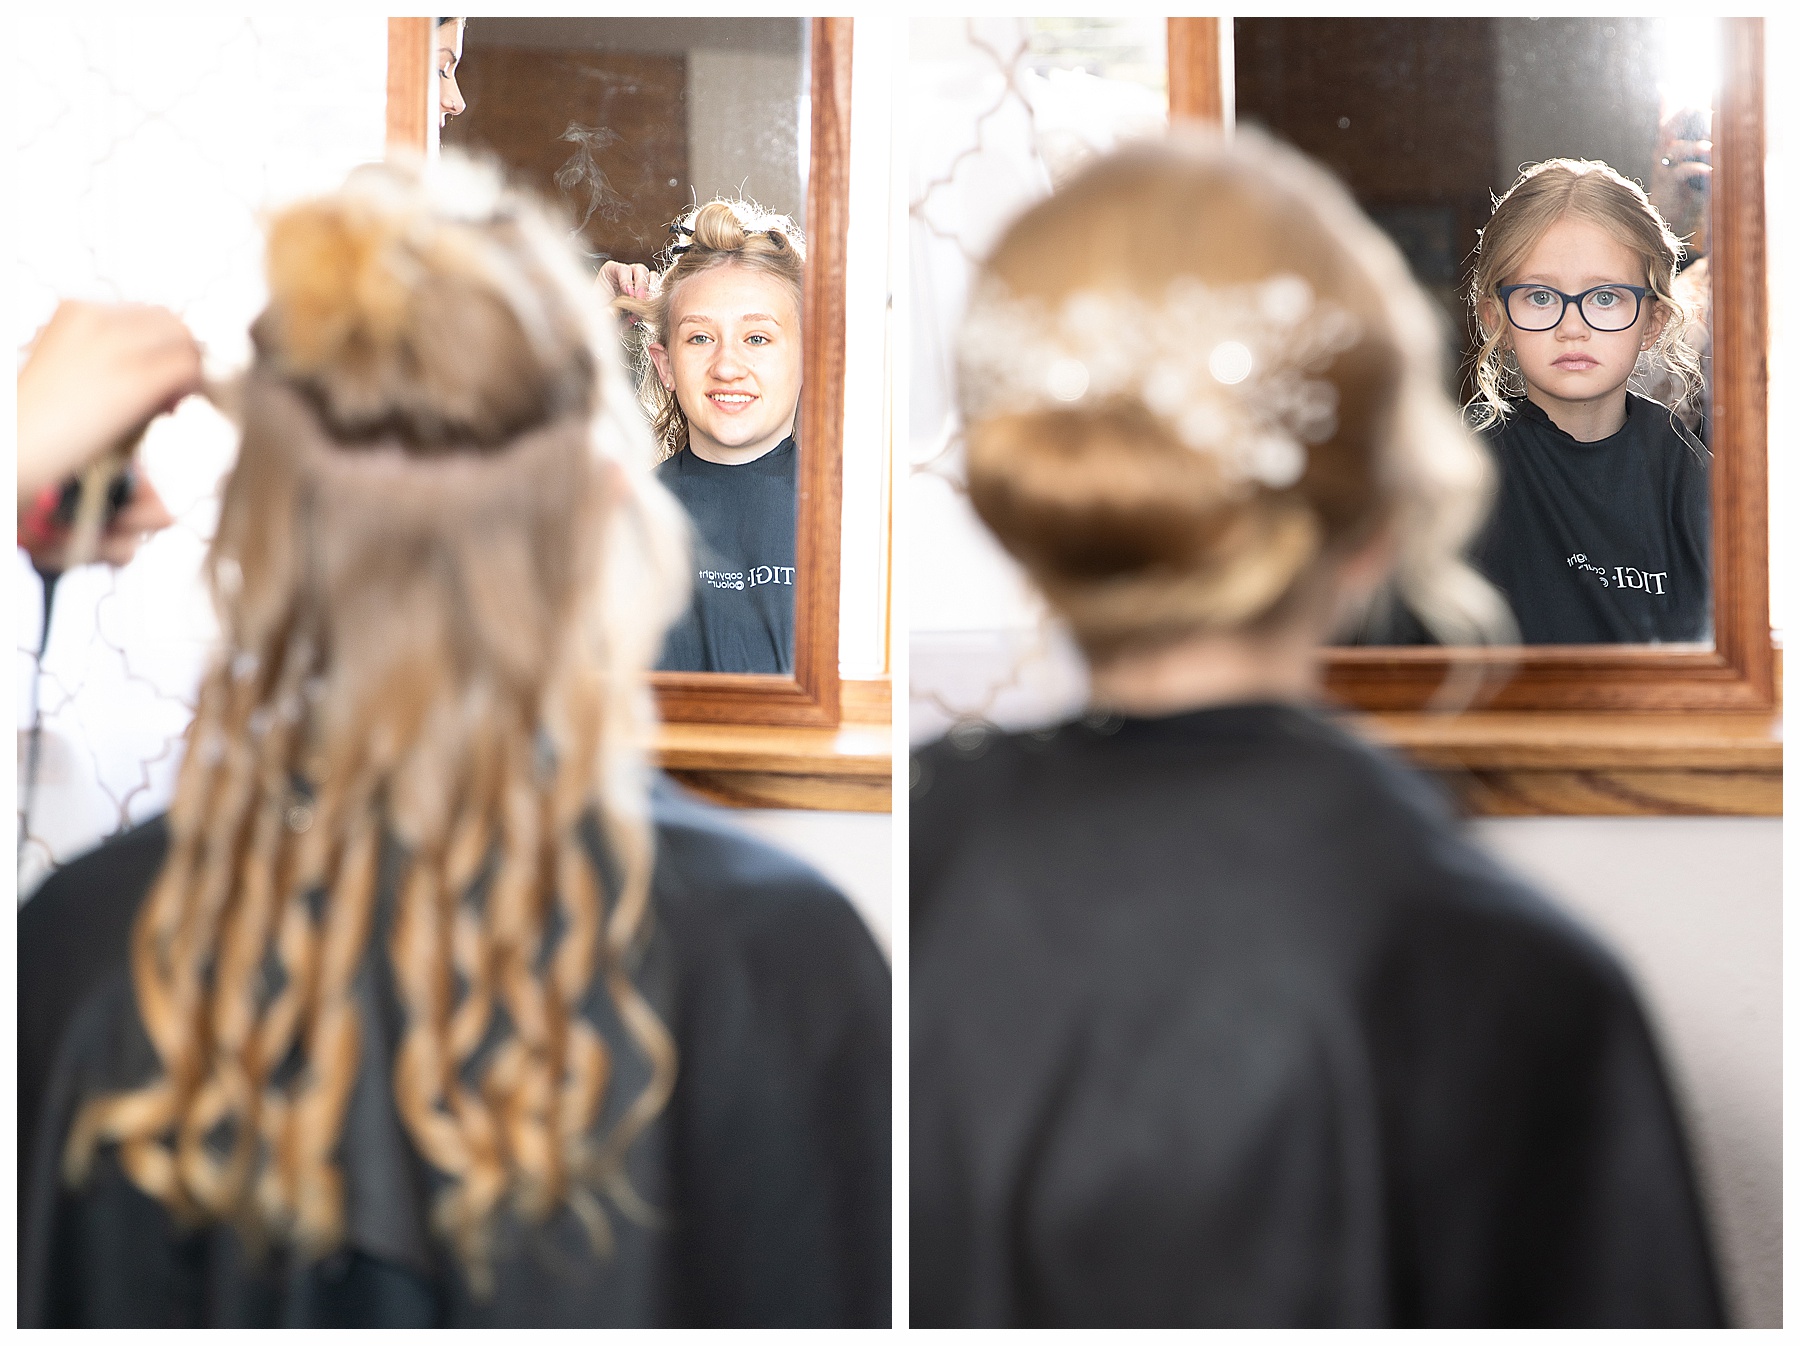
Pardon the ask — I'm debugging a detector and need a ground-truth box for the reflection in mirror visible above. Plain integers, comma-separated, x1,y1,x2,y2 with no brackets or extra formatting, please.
1232,18,1716,647
445,18,809,674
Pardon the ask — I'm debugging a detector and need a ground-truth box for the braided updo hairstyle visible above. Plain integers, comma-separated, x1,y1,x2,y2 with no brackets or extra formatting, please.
61,155,691,1295
958,130,1512,661
614,197,806,462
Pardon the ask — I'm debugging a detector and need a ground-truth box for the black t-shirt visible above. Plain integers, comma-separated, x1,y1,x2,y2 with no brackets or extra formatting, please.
19,778,891,1327
1471,394,1710,644
911,703,1723,1327
656,438,797,674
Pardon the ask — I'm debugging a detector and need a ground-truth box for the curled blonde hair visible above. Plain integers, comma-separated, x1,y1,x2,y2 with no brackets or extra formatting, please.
1468,157,1702,430
61,156,692,1295
615,198,806,462
960,129,1512,661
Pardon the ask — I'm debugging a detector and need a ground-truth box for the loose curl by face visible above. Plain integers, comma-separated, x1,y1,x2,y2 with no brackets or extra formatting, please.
1468,157,1701,430
614,198,806,462
959,129,1513,662
60,156,692,1296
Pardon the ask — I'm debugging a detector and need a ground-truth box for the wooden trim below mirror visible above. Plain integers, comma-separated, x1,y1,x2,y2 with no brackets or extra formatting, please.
1359,708,1782,816
655,716,892,812
653,678,892,813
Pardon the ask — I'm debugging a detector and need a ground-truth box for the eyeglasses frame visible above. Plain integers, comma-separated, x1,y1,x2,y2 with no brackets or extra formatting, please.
1497,282,1652,333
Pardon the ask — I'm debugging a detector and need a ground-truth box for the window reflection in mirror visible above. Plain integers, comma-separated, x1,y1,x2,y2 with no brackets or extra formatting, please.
445,18,809,674
1232,18,1716,647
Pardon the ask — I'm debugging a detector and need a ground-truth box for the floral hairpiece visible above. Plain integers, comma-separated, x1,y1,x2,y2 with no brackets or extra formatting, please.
956,272,1363,490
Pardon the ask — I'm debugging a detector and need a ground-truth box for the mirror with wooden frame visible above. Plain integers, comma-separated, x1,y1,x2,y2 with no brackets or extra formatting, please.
390,17,850,727
1172,16,1772,714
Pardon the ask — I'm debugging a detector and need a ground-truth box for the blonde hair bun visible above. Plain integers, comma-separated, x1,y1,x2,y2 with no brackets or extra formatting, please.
259,158,596,449
682,196,807,261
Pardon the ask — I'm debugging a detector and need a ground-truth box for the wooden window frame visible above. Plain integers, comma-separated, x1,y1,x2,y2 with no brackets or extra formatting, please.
1170,17,1779,814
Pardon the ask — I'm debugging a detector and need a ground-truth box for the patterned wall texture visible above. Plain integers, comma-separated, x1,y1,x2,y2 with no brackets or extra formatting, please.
907,19,1167,745
15,15,388,896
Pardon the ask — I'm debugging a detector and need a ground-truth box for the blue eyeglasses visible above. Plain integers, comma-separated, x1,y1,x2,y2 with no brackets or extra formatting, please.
1498,283,1650,332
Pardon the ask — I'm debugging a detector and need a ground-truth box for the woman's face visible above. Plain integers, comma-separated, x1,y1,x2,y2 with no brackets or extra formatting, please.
650,263,803,465
436,20,466,128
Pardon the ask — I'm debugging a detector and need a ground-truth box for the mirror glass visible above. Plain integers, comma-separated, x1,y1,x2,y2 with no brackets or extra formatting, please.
1232,18,1716,648
446,18,811,674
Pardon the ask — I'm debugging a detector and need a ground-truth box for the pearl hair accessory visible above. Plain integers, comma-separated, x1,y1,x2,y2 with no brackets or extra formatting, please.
956,272,1363,490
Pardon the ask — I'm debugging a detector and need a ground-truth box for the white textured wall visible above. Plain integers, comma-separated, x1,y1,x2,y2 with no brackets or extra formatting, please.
1473,816,1782,1328
14,14,389,896
730,808,893,957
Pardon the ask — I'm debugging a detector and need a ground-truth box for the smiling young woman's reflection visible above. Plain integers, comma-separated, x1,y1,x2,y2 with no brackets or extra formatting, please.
606,201,805,674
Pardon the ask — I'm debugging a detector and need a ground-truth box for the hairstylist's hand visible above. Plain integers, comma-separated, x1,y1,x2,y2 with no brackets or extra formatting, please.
81,476,176,568
596,261,654,303
17,301,202,501
1649,113,1712,257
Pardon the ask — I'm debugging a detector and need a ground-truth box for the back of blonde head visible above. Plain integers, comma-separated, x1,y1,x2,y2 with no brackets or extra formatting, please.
616,197,806,461
959,129,1510,661
62,156,691,1293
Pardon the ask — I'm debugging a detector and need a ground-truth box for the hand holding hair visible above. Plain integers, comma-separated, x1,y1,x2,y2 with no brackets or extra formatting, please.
596,260,656,303
17,301,197,570
17,301,202,500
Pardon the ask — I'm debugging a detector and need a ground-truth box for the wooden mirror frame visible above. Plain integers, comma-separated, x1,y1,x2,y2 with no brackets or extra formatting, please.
1170,17,1775,715
388,17,851,729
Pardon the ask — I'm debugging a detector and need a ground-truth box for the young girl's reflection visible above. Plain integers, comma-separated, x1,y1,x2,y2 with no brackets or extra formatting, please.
1466,158,1710,645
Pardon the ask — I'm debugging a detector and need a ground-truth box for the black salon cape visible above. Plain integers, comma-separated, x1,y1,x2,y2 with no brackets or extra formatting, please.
19,777,890,1327
910,703,1723,1327
1471,394,1711,644
656,437,797,674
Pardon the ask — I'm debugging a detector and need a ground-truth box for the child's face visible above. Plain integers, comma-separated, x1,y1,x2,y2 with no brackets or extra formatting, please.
650,264,802,465
1491,216,1663,420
